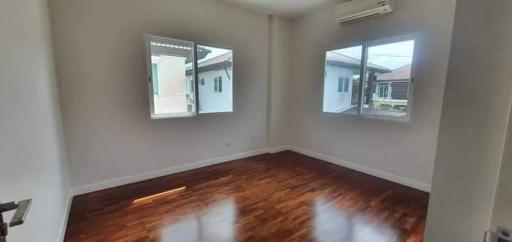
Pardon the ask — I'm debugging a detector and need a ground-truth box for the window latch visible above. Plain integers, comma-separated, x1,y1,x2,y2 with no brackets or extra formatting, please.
0,199,32,237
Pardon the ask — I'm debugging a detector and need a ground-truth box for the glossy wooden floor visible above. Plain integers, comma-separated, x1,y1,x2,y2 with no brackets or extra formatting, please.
65,151,429,242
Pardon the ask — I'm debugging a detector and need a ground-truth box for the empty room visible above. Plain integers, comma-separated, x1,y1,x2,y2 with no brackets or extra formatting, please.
2,0,512,241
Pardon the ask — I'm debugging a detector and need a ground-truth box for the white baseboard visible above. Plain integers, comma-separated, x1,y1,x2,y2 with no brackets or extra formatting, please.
71,148,270,195
267,145,290,153
58,193,73,242
71,145,430,196
287,145,431,192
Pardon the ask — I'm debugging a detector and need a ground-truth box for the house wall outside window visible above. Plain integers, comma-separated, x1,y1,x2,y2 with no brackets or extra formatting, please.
196,68,233,113
323,65,358,113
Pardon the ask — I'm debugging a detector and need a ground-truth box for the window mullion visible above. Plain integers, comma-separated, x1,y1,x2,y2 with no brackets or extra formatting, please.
193,43,200,116
358,42,369,116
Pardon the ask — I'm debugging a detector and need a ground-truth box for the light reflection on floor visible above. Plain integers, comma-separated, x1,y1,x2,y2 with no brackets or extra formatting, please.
158,197,401,242
314,198,400,242
132,187,187,204
160,198,237,242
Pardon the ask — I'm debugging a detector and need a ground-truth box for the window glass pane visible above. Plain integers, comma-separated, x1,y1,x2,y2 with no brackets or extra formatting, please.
363,40,415,118
323,45,362,115
149,37,195,118
197,45,233,113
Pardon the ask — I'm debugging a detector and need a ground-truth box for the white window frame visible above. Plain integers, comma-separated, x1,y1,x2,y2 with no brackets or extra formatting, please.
145,35,196,119
322,34,417,123
145,35,235,119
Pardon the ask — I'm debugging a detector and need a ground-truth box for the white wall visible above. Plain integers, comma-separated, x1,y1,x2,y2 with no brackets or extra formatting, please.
267,16,292,148
49,0,270,189
492,109,512,230
425,0,512,241
0,0,71,241
490,2,512,231
287,0,456,189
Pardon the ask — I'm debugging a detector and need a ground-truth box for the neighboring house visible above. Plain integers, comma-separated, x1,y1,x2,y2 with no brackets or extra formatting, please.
375,65,412,101
151,55,190,114
323,52,389,113
186,52,233,113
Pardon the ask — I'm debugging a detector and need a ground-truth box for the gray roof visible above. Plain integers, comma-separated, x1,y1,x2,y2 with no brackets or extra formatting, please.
326,52,391,73
186,52,233,75
377,65,412,81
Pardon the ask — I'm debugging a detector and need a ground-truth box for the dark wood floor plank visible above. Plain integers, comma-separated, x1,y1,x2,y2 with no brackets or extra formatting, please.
65,151,428,242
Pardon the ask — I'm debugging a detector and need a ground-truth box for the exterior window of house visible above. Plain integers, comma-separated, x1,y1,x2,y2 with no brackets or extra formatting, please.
378,84,390,98
151,64,159,95
214,77,223,93
145,35,234,118
218,77,223,92
322,36,415,121
189,79,194,93
344,78,350,92
337,77,344,93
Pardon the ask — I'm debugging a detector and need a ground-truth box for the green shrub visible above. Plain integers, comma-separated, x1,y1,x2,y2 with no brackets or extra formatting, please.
394,105,407,112
377,103,393,110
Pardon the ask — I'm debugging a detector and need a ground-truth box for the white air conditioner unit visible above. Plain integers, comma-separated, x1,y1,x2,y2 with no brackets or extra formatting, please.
336,0,395,24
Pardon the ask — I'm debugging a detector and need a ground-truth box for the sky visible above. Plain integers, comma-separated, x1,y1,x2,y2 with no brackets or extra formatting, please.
198,45,231,63
150,41,231,67
331,40,415,70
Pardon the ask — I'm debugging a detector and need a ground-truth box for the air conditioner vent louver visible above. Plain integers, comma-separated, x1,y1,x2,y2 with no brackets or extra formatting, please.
336,0,395,24
342,12,381,24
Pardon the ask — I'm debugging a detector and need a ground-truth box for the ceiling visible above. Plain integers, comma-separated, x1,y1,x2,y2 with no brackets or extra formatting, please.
220,0,333,18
